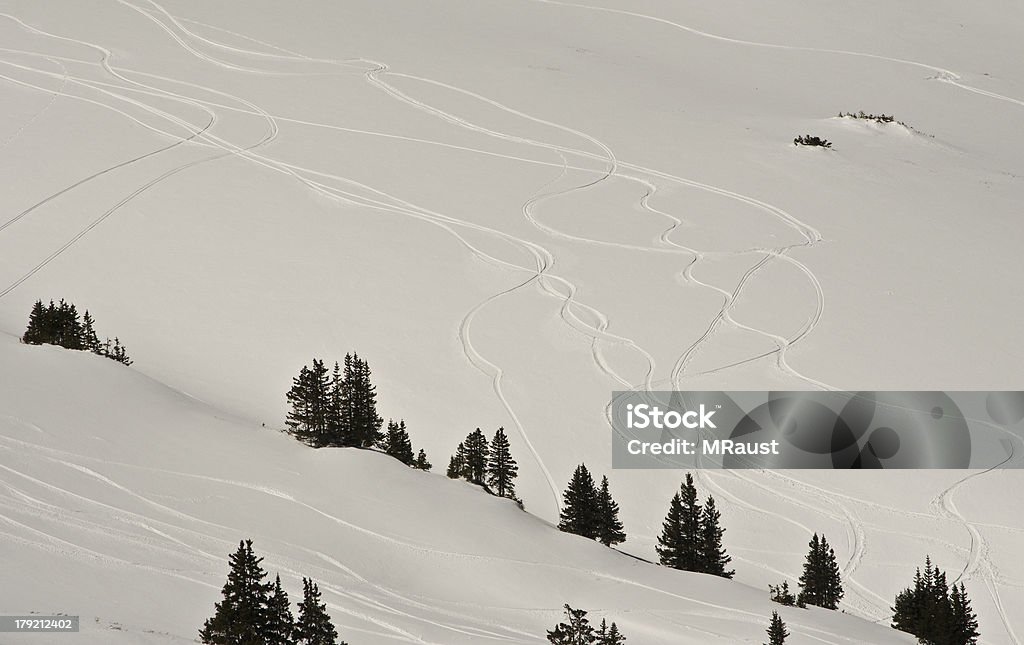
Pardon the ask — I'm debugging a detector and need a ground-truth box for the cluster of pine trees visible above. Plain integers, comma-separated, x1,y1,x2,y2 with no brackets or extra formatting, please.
200,540,345,645
285,355,433,470
656,473,733,578
557,464,626,547
769,533,844,610
446,427,520,500
22,299,131,365
546,605,626,645
891,556,979,645
380,419,431,470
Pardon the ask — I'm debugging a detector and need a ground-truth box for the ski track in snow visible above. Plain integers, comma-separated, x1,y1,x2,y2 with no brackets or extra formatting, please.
1,1,1022,640
0,431,872,645
0,0,831,521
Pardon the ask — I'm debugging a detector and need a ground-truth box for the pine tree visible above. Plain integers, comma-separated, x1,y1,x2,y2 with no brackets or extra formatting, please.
656,474,702,571
294,578,343,645
656,492,685,569
286,361,331,447
340,353,383,448
61,302,83,349
558,464,599,539
414,449,432,471
950,582,980,645
595,476,625,547
797,533,843,610
603,622,625,645
265,574,295,645
80,310,101,353
108,337,132,365
22,300,46,345
463,428,490,486
326,362,344,446
546,604,595,645
764,611,788,645
769,581,798,607
287,365,315,443
446,447,465,479
891,557,979,645
678,473,702,571
698,496,734,578
486,427,518,498
382,419,415,465
199,539,272,644
595,618,626,645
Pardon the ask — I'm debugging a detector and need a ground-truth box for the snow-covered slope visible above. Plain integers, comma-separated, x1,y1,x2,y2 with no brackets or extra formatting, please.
1,0,1022,642
0,334,918,644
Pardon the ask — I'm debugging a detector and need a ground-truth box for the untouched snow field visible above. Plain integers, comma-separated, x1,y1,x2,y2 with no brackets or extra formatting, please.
1,0,1022,642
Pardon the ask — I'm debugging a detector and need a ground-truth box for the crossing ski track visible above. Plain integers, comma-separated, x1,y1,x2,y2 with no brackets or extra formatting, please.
1,0,834,520
0,429,885,645
0,1,1020,640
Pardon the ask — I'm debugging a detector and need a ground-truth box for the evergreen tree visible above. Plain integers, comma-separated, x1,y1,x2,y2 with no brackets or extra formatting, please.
595,476,625,547
294,578,343,645
891,557,979,645
462,428,490,486
656,491,685,569
286,360,331,447
596,618,626,645
769,581,799,607
656,474,702,571
287,365,315,442
22,300,46,345
486,427,518,498
414,449,432,471
677,473,702,571
603,622,625,645
340,353,383,448
80,310,101,353
108,337,132,366
446,447,465,479
764,611,789,645
382,419,415,465
950,582,980,645
558,464,599,539
60,302,83,349
546,604,595,645
797,533,844,610
265,574,295,645
698,496,734,578
199,539,272,644
326,362,344,446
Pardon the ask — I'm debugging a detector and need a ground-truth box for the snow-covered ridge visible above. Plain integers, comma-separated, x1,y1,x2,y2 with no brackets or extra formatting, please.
1,0,1022,642
0,335,918,644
